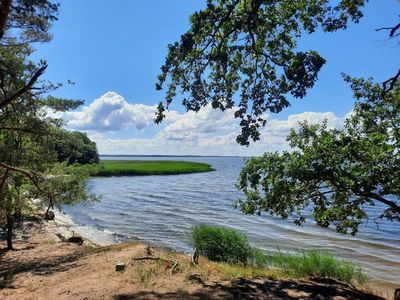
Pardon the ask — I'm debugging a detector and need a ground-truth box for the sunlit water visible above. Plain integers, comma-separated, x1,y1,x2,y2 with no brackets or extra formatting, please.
61,156,400,289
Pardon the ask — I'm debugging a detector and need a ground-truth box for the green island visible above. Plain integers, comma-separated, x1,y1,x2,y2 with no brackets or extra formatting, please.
92,160,214,176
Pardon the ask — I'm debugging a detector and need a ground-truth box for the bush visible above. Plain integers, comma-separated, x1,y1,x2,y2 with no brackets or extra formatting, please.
191,224,252,264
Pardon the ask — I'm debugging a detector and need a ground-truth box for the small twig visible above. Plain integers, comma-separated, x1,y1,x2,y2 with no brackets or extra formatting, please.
55,233,66,242
375,22,400,38
133,256,162,261
146,245,152,256
170,261,179,274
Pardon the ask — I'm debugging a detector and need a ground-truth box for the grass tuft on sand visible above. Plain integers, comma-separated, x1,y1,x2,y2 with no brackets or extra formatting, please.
264,249,367,285
92,160,214,176
191,224,367,285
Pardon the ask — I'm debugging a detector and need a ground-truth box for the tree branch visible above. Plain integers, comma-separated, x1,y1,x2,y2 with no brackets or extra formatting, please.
376,22,400,38
0,168,10,192
0,126,49,135
0,162,43,191
0,65,47,110
382,69,400,97
363,192,400,214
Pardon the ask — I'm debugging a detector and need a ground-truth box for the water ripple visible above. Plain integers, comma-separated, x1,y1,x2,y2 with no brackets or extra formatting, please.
62,156,400,288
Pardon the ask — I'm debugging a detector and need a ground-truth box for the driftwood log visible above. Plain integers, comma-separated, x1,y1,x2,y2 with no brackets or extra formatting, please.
191,248,199,267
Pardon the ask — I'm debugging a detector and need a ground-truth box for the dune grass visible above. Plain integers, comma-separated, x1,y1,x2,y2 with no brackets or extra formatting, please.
92,160,214,176
191,224,252,264
264,249,367,284
190,224,367,285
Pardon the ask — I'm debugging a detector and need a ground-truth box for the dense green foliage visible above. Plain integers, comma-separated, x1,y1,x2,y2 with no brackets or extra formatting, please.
0,0,94,250
52,130,100,165
156,0,367,145
191,224,252,264
93,160,213,176
191,225,366,284
158,0,399,234
236,77,400,235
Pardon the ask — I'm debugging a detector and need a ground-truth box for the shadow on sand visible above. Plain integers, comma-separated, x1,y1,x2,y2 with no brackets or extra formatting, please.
114,277,384,300
0,250,86,289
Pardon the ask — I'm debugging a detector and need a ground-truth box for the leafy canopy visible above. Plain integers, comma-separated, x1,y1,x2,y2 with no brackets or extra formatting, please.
156,0,367,145
236,77,400,235
52,129,100,165
0,0,96,249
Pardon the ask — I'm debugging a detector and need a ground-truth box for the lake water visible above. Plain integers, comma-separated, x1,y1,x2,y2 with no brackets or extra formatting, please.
62,156,400,289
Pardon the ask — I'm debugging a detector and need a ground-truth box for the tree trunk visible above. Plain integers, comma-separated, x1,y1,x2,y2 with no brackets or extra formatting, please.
6,213,13,251
0,0,12,40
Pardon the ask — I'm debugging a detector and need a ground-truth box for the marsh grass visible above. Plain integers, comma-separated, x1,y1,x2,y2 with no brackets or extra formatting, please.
265,250,367,284
191,225,367,285
213,262,284,280
191,224,252,264
92,160,214,176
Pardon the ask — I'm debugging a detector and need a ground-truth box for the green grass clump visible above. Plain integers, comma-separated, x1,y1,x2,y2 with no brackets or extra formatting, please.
265,250,367,284
92,160,214,176
191,225,252,264
190,225,366,285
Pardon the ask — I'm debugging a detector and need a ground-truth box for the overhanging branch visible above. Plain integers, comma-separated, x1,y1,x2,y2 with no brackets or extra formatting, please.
0,162,43,191
0,65,47,110
382,69,400,97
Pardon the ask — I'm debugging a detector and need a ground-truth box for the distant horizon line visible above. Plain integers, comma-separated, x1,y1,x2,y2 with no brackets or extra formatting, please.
99,154,248,158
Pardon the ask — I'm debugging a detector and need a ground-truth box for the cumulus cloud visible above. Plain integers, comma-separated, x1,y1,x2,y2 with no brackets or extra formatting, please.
263,111,342,138
64,92,158,131
64,91,348,155
158,105,237,141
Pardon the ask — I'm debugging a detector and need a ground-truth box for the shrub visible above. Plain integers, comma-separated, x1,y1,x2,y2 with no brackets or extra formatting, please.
191,224,252,264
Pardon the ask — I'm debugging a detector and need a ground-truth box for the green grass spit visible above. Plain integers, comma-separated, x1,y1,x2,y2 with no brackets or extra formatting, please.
92,160,214,176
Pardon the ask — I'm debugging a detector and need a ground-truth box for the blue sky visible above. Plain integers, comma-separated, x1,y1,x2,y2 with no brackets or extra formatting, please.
34,0,399,155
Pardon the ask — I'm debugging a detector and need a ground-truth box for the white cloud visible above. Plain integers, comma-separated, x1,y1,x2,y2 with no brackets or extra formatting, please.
63,91,347,156
64,92,158,131
158,105,237,141
263,111,342,139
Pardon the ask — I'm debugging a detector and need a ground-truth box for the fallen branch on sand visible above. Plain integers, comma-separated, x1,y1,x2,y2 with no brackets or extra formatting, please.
132,256,179,274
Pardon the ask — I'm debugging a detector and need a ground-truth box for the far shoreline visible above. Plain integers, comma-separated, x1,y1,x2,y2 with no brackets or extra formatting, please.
91,160,215,177
100,154,247,158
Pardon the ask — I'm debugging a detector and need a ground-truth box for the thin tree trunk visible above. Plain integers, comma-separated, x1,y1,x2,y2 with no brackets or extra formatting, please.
46,204,51,215
0,0,12,40
6,213,13,250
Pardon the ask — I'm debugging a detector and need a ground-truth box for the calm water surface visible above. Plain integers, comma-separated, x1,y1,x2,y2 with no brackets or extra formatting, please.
62,156,400,288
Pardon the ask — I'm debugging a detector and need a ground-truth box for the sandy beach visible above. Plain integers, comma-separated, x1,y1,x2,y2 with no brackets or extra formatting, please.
0,214,394,300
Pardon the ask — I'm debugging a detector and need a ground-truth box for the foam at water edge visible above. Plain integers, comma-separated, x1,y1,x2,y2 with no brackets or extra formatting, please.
53,208,117,246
